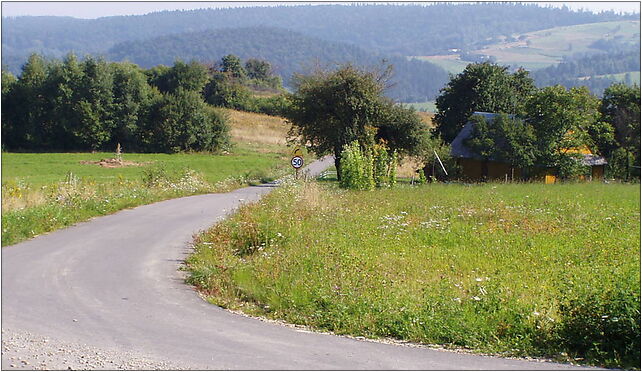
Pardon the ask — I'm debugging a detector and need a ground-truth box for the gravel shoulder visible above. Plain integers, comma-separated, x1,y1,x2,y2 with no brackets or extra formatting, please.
2,328,196,370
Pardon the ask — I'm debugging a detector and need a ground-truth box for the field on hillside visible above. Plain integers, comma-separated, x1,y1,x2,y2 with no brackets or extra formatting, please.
476,20,640,69
585,71,641,85
415,20,640,72
411,55,469,75
1,110,295,246
187,181,640,369
406,101,437,113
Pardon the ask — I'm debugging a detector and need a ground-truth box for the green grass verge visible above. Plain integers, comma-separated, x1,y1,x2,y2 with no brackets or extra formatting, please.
186,181,640,369
1,143,298,246
1,143,288,187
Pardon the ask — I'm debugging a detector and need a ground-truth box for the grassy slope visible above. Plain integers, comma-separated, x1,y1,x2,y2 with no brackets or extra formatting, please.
405,101,437,113
415,20,640,73
1,109,293,246
584,71,641,84
187,181,640,368
476,20,640,70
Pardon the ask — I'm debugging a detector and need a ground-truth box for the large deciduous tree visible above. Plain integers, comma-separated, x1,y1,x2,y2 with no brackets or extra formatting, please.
141,88,229,153
2,54,49,149
284,64,425,180
598,83,641,180
465,113,536,176
109,62,156,151
433,62,535,143
146,60,209,94
524,85,600,178
220,54,246,80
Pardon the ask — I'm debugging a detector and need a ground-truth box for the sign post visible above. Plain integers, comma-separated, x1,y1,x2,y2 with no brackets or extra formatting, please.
291,148,304,179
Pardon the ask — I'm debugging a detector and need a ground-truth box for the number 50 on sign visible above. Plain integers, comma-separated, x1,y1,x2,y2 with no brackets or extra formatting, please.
291,156,304,169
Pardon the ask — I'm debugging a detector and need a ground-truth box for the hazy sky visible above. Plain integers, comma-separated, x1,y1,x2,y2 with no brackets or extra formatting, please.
2,1,640,19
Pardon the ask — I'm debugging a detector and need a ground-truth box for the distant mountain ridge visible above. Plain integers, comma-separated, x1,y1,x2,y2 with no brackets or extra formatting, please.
2,3,638,101
3,3,634,67
106,26,450,102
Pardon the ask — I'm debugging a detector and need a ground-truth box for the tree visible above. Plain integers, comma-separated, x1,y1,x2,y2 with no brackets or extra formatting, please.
285,64,424,180
465,113,536,177
524,85,600,178
1,70,16,96
146,60,209,94
141,88,230,153
433,62,536,143
109,62,155,151
203,71,253,109
73,56,115,150
220,54,246,80
245,58,271,80
2,54,49,150
599,83,641,180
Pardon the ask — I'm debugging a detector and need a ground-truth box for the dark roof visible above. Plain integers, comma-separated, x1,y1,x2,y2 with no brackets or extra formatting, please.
450,112,499,160
450,112,608,166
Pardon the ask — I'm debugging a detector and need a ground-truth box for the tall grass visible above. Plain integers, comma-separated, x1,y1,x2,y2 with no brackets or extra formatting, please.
186,181,640,369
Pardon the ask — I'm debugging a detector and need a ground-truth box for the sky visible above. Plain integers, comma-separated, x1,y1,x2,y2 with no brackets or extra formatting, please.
1,1,640,19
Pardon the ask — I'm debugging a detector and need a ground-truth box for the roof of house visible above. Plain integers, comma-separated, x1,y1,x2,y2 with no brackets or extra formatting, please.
451,112,499,160
450,112,607,166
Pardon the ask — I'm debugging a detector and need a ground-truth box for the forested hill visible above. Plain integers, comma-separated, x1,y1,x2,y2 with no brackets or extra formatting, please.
3,3,634,66
106,27,449,102
532,49,641,95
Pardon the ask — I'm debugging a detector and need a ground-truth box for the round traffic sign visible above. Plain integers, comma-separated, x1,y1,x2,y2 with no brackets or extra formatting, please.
291,156,304,169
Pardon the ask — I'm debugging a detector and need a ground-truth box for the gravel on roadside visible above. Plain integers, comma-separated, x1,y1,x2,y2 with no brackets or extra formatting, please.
2,328,190,370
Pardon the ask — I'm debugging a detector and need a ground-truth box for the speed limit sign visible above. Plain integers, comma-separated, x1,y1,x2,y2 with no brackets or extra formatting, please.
291,156,304,169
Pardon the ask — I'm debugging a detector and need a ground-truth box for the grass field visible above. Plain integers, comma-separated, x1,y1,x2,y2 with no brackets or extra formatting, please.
476,20,640,69
1,109,296,246
411,56,469,75
186,181,640,369
405,101,437,113
584,71,641,85
414,20,640,73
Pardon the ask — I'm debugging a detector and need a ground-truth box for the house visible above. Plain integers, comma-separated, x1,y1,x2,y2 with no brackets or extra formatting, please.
450,112,607,183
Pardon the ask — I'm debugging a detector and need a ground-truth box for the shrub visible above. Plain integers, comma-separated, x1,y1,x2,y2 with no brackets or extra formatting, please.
340,141,374,190
143,89,230,153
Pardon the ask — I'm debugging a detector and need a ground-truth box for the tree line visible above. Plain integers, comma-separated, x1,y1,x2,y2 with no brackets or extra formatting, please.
531,49,641,95
4,3,633,73
433,62,641,180
1,54,238,153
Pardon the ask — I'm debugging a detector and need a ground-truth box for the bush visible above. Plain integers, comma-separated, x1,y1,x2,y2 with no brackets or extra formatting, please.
340,141,374,190
251,95,292,116
143,89,230,153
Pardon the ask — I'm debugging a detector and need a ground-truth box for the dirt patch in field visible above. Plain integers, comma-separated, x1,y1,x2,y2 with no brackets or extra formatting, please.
80,158,148,168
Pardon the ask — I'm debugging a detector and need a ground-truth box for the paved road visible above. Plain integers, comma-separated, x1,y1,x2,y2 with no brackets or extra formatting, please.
2,157,594,370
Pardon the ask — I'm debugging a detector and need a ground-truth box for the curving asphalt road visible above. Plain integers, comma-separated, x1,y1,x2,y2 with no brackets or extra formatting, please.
2,157,595,370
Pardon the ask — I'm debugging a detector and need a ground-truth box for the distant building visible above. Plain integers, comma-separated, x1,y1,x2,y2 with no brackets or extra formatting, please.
450,112,607,183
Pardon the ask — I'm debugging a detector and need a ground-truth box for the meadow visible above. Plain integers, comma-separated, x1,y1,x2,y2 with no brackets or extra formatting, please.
415,20,640,72
1,109,295,246
186,180,641,369
476,20,640,69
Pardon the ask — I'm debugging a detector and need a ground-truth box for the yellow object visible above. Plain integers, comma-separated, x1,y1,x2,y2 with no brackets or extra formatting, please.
292,148,303,157
545,174,557,184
